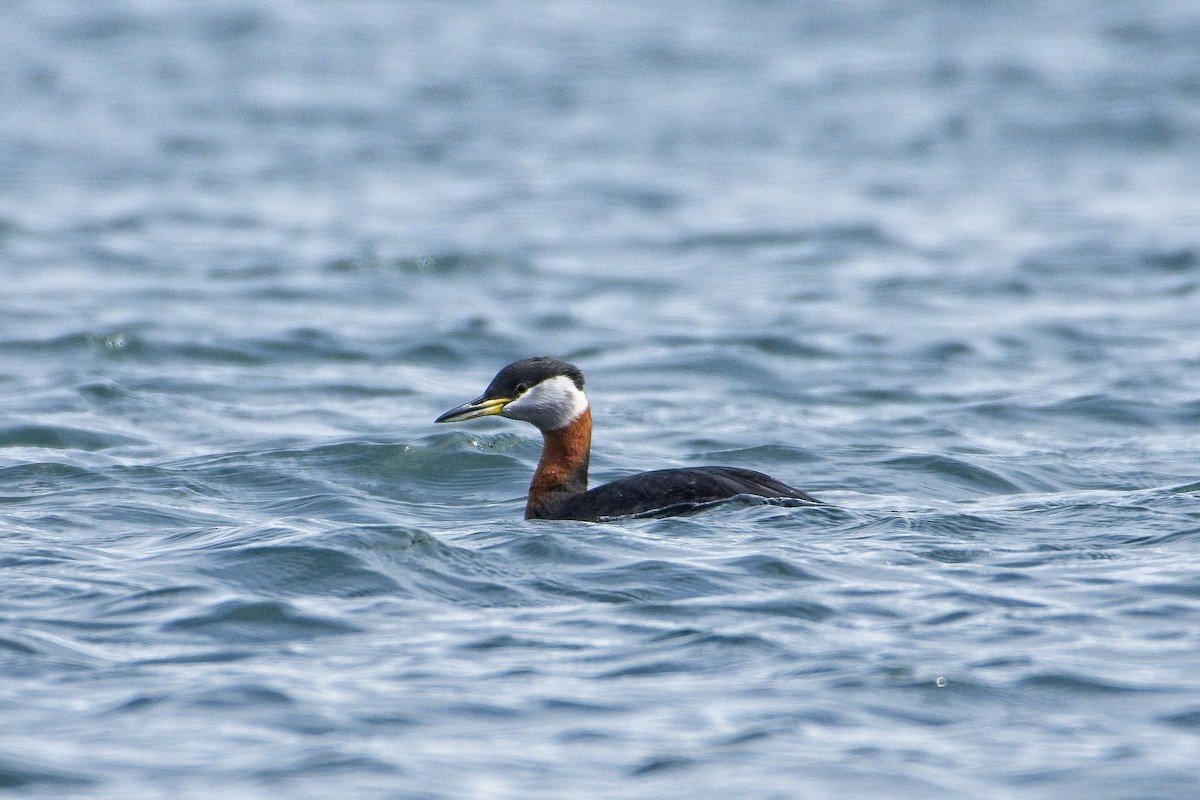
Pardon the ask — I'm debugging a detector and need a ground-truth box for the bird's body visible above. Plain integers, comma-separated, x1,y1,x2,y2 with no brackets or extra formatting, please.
533,465,815,520
435,357,820,520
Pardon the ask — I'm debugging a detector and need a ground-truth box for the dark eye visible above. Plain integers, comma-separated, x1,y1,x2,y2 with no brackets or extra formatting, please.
515,382,529,394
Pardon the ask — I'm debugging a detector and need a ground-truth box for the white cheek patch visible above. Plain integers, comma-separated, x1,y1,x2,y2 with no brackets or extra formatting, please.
503,376,589,431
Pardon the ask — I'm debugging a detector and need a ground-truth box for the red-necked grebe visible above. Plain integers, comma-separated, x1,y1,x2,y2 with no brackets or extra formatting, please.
435,357,820,520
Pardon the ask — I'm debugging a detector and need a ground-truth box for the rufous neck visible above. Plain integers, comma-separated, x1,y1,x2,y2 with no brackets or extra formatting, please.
525,407,591,519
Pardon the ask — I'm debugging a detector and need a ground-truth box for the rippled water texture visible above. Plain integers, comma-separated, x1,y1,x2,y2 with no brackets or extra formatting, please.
2,1,1200,797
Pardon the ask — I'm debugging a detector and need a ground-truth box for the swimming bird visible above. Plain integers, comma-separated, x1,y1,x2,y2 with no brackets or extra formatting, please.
435,357,820,520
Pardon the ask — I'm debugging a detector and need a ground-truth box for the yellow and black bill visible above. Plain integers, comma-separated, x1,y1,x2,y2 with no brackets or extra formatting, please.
434,395,512,424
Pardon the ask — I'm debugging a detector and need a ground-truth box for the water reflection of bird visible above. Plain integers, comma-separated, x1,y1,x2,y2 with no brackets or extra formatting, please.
436,357,821,520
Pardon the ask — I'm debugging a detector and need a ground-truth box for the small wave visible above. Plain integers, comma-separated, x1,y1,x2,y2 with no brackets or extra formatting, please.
0,423,145,451
1016,672,1151,695
690,443,823,466
1145,577,1200,599
704,595,838,622
188,683,297,709
721,553,824,582
1040,394,1160,427
0,757,93,791
882,453,1025,496
200,544,402,598
0,330,149,360
671,223,894,252
0,462,115,505
1160,708,1200,730
161,599,361,643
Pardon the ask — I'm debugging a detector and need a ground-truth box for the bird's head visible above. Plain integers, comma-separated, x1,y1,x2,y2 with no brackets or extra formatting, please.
435,357,588,432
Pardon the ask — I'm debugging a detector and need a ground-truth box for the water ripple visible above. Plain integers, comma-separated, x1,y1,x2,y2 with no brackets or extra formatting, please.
161,599,361,643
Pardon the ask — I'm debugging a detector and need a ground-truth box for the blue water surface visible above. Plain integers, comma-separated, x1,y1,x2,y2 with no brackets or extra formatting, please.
2,1,1200,798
